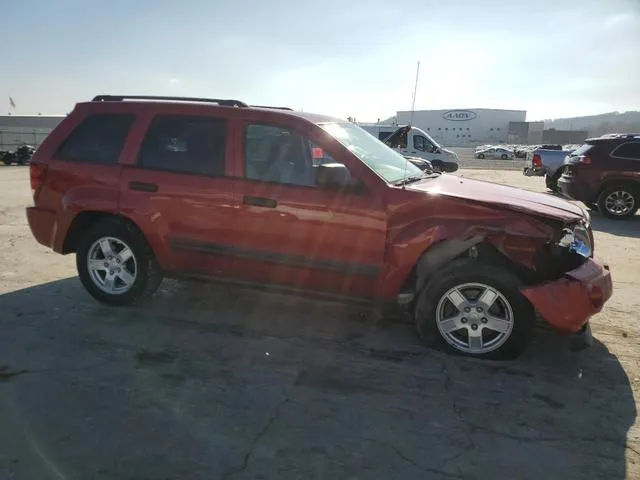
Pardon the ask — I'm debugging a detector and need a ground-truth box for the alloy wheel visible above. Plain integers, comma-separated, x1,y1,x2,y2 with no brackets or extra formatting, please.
435,282,514,354
87,236,137,294
604,190,635,216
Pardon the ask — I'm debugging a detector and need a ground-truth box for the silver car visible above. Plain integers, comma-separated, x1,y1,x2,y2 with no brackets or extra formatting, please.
474,147,515,160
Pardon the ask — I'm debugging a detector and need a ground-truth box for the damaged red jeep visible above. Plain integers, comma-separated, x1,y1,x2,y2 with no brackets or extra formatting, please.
26,95,613,359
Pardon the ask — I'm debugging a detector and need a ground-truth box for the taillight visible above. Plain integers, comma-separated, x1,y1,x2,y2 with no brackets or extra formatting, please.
569,155,592,165
29,162,48,198
532,154,542,168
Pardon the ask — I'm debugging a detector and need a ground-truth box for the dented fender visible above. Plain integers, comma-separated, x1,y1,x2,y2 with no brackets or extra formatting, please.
377,189,560,299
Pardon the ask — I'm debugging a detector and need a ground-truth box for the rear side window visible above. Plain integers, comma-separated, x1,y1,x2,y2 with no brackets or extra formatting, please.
56,114,134,164
568,143,594,157
611,142,640,160
138,115,227,175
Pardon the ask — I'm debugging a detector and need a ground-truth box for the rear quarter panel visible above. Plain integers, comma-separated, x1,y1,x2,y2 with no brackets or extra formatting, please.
31,106,123,252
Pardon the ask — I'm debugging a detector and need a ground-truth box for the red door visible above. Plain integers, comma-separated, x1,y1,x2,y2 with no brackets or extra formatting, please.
224,120,387,298
118,112,239,275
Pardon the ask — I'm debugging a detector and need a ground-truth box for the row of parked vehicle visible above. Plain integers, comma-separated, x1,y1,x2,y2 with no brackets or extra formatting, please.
475,143,581,160
524,133,640,219
0,144,36,165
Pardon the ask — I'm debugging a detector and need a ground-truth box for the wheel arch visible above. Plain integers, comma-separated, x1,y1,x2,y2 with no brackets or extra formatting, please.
62,211,162,257
598,178,640,196
398,235,544,310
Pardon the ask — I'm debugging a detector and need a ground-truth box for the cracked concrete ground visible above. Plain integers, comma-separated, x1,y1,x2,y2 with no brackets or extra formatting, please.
0,166,638,479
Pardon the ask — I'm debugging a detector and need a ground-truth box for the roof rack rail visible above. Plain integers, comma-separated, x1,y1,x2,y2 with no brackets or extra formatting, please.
250,105,293,111
92,95,248,107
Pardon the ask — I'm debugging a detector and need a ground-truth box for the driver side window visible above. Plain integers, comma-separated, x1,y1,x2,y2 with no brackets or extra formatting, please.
413,135,427,151
244,124,318,187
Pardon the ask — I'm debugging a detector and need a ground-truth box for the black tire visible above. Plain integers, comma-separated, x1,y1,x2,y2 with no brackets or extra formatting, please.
76,218,163,306
414,259,535,360
597,183,639,220
477,153,485,159
501,154,508,160
545,170,562,192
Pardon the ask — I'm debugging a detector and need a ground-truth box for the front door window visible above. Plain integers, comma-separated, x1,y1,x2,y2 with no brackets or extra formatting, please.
245,124,316,187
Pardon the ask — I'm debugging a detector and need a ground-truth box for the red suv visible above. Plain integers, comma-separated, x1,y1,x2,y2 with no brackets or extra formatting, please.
26,95,613,359
558,134,640,219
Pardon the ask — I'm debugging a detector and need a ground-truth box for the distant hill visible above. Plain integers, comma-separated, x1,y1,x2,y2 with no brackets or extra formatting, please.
543,111,640,136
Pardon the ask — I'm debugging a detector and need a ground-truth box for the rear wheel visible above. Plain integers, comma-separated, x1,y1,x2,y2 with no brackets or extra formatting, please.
414,260,535,360
501,154,508,160
76,219,163,306
597,184,639,219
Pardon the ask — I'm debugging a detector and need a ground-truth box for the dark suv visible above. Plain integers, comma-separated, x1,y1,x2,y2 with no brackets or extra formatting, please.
26,95,612,360
558,134,640,219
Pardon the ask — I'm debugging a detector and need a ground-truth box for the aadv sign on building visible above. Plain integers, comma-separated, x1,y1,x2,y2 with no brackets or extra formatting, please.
442,110,477,121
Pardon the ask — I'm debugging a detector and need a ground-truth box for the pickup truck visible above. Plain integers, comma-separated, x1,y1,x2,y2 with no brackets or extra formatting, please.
523,148,573,191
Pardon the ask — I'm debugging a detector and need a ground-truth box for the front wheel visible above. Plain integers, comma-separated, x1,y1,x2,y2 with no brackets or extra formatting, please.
597,184,639,219
414,260,535,360
501,154,508,160
477,153,485,159
545,171,562,192
76,219,163,306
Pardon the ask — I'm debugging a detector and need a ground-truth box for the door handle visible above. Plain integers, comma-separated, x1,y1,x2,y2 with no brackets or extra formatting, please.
129,181,158,192
243,196,277,208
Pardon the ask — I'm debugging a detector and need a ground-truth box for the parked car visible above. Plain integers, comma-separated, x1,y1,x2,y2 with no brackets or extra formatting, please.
523,148,570,191
359,124,459,172
474,147,514,160
559,133,640,219
26,94,612,360
0,150,13,165
1,145,35,165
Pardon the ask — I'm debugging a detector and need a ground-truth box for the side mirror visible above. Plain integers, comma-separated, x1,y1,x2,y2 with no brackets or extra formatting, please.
315,163,360,191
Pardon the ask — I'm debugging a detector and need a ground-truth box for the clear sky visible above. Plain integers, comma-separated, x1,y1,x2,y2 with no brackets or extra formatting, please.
1,0,638,121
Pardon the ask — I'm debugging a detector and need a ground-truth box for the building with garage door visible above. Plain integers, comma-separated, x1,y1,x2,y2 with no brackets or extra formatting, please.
0,115,65,150
383,108,527,146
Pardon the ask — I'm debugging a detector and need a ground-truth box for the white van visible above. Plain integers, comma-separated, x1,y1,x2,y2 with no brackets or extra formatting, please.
359,124,459,171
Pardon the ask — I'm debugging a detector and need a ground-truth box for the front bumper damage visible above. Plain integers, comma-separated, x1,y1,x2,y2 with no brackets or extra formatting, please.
520,258,612,344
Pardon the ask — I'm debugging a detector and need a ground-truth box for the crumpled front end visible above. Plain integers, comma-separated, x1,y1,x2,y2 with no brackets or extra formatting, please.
520,257,612,333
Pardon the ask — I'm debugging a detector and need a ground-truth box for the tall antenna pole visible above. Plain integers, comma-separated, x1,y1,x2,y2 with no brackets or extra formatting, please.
410,61,420,125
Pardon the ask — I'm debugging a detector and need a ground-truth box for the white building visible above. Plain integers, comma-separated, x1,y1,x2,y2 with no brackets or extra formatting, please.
0,115,65,150
385,108,527,146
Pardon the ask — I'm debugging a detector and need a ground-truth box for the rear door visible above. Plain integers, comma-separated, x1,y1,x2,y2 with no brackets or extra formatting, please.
119,112,238,274
610,141,640,176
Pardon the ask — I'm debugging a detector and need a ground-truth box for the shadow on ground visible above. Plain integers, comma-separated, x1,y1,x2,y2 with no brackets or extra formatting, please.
590,213,640,238
0,277,636,479
544,190,640,238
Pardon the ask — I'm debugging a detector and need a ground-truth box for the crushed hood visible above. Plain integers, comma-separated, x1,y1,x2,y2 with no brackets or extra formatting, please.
408,174,586,223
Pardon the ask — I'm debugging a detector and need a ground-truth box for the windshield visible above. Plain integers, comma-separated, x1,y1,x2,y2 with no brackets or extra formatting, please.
321,123,424,184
